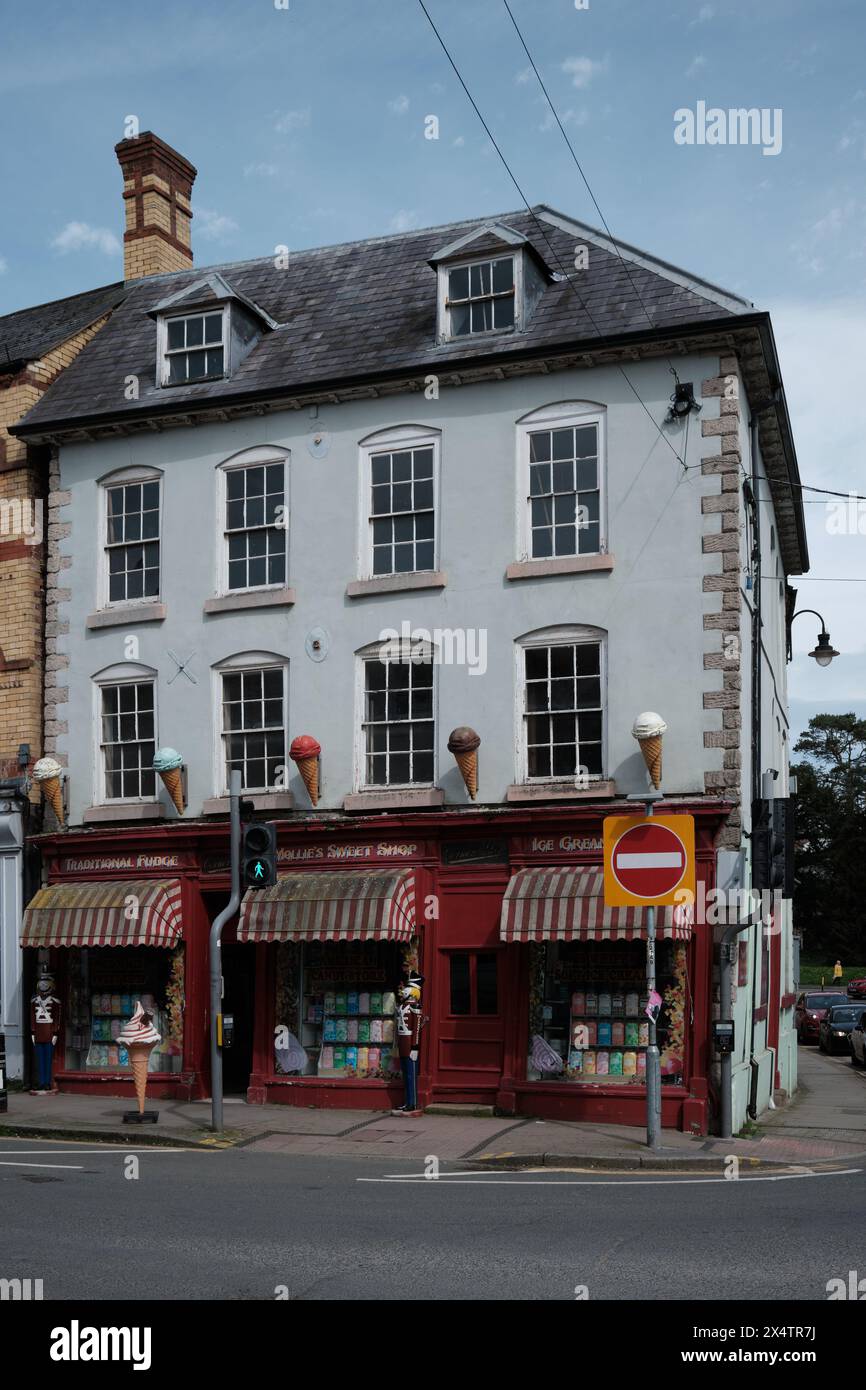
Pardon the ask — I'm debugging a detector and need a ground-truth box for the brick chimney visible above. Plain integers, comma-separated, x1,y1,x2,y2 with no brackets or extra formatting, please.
114,132,197,281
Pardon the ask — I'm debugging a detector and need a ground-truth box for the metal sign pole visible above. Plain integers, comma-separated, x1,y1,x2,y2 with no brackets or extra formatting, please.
209,769,241,1134
627,789,663,1149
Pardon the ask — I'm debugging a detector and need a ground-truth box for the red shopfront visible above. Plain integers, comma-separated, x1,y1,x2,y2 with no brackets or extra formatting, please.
26,802,723,1132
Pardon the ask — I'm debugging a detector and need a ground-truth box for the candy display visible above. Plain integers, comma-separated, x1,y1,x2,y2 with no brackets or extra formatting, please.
597,1021,612,1047
297,941,402,1080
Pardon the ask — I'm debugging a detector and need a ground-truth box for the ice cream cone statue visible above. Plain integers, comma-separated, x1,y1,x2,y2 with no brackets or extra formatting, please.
448,727,481,800
153,747,185,814
632,712,667,790
33,756,65,825
118,1001,161,1115
290,734,321,806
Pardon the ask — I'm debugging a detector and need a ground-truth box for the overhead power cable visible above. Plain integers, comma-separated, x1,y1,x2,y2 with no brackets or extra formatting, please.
416,0,687,470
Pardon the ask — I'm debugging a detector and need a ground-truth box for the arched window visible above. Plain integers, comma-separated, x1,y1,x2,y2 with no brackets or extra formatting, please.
212,650,289,793
516,402,607,562
216,446,289,596
354,636,437,790
515,624,607,784
96,465,163,609
91,661,158,802
357,426,440,580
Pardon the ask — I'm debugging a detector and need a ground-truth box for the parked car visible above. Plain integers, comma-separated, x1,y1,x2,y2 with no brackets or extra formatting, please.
819,1004,866,1054
847,978,866,999
795,991,848,1044
850,1013,866,1067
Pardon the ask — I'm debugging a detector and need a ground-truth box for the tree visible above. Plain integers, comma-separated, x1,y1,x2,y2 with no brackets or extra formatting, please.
791,714,866,960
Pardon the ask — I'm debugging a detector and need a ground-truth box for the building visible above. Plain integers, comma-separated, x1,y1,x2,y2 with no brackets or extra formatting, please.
11,134,808,1133
0,132,197,1081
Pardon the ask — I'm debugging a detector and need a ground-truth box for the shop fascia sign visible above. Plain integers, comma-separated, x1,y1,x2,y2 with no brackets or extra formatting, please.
58,852,190,873
202,841,422,872
522,835,603,854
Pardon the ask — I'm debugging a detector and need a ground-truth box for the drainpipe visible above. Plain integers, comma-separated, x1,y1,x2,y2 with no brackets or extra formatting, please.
746,409,763,1121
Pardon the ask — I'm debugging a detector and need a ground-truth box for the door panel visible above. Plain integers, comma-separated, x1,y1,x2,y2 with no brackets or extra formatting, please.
433,884,507,1098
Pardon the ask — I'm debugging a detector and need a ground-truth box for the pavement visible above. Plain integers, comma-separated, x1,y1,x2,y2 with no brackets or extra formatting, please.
2,1044,863,1169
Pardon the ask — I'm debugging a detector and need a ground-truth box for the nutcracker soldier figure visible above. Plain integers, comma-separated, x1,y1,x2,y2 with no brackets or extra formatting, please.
30,974,61,1095
393,971,424,1116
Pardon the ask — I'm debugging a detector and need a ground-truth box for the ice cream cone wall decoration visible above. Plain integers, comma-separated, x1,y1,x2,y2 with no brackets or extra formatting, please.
631,712,667,790
153,747,185,813
118,1001,161,1115
290,734,321,806
448,727,481,800
33,756,65,825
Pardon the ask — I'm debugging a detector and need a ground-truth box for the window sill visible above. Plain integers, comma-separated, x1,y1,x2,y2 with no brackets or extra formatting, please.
346,572,447,599
203,588,296,615
344,788,445,812
86,603,167,629
83,802,166,823
202,792,295,815
505,555,614,581
506,780,617,803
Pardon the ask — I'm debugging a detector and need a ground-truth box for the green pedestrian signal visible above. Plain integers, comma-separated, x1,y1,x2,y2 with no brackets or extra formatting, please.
241,822,277,889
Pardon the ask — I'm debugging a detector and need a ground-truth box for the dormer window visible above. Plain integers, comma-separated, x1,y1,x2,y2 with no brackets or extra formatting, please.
430,222,550,345
161,309,226,385
447,257,515,337
150,272,279,389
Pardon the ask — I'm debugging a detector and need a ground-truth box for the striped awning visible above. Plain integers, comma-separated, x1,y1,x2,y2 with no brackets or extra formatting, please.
500,867,694,943
237,869,416,944
20,880,183,949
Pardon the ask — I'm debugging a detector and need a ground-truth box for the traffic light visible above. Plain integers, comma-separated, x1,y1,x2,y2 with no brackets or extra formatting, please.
241,821,277,889
751,798,793,898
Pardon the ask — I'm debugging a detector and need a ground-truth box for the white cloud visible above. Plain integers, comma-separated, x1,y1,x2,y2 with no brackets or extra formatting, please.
515,66,532,85
690,3,715,24
389,210,417,233
51,222,120,256
274,107,311,134
0,255,7,274
243,161,278,178
561,56,606,89
196,207,239,242
686,55,706,78
388,94,410,115
452,135,465,147
539,107,589,134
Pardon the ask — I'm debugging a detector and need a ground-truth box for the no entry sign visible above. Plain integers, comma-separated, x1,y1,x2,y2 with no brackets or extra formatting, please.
603,814,695,908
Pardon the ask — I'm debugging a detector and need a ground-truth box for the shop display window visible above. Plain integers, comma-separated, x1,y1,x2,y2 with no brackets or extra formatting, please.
64,945,184,1073
275,940,402,1079
527,940,686,1085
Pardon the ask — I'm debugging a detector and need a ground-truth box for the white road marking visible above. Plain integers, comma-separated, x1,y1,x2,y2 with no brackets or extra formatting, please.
358,1167,862,1186
615,852,682,869
0,1161,83,1170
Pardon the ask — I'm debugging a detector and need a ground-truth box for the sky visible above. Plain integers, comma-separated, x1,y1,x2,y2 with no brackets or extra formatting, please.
0,0,863,754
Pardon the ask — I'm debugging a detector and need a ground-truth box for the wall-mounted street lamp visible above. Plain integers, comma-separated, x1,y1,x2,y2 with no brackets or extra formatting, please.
792,609,839,668
666,380,701,423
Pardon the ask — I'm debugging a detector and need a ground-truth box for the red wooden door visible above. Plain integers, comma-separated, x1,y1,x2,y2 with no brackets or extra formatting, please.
432,881,509,1101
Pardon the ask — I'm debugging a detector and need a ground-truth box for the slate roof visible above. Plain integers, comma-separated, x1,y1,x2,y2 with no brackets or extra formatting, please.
0,281,126,372
13,205,752,434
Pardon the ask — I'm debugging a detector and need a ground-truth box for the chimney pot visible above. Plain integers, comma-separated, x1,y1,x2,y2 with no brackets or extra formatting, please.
114,131,197,281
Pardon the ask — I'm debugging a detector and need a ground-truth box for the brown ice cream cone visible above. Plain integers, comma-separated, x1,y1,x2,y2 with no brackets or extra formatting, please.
158,766,185,814
128,1044,154,1114
41,775,64,825
638,735,663,790
296,755,319,806
454,748,478,799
